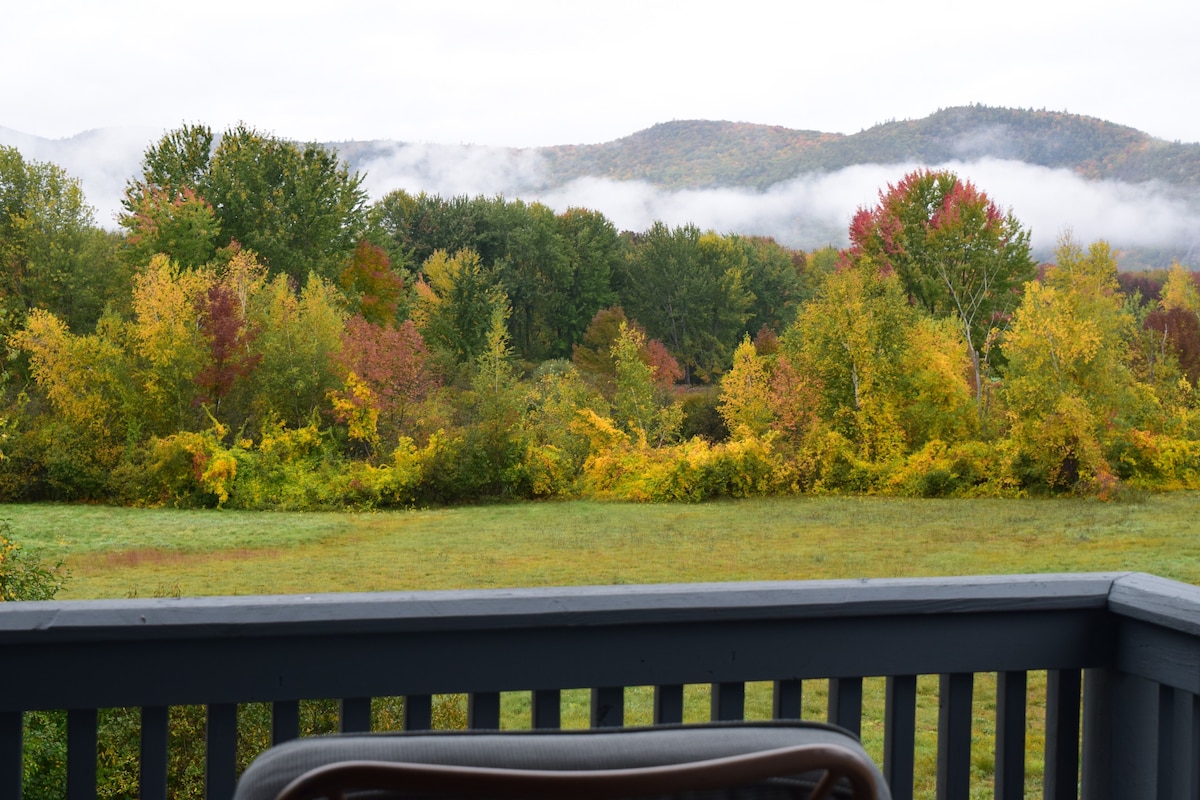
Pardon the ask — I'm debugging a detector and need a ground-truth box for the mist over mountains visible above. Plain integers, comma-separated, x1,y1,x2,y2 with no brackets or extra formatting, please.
4,106,1200,267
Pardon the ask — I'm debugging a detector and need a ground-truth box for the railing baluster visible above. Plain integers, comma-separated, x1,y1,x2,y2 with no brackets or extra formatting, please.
1046,668,1081,800
338,697,372,732
653,684,683,724
271,700,300,744
773,679,802,719
531,690,560,729
936,673,972,800
1171,690,1190,800
67,708,97,800
884,675,917,800
1189,692,1200,800
711,682,745,722
468,692,501,729
995,671,1027,800
140,706,169,800
206,703,238,800
1156,685,1174,800
828,677,863,736
1,711,21,800
404,694,433,730
591,687,624,728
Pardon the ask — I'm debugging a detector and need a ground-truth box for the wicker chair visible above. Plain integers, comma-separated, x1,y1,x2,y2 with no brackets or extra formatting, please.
233,720,891,800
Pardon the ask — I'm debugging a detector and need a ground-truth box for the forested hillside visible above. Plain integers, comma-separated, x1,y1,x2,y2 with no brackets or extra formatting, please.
2,123,1199,510
533,106,1200,189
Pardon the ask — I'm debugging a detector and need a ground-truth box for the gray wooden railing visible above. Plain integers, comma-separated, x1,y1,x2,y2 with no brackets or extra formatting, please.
1,572,1197,799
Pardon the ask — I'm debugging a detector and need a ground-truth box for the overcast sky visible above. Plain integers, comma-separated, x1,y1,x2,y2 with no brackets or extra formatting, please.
4,0,1200,147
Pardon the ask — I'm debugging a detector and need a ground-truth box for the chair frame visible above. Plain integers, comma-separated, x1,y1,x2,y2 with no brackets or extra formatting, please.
271,741,882,800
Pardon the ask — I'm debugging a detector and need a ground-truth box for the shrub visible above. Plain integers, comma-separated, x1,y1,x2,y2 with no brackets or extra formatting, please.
0,520,69,602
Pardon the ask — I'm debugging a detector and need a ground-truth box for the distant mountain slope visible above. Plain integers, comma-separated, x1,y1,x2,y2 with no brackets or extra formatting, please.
532,106,1200,189
5,109,1200,269
535,121,840,189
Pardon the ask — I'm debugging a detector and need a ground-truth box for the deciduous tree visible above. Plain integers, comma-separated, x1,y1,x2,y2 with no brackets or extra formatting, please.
611,322,683,446
786,262,912,460
718,336,774,438
338,315,438,439
0,146,117,334
847,169,1035,410
619,223,752,382
1002,236,1136,489
122,124,368,283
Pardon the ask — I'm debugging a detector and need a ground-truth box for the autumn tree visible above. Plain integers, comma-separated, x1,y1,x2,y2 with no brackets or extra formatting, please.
718,336,774,438
414,248,507,373
786,262,913,460
611,321,683,446
1137,262,1200,390
338,240,407,326
10,309,132,495
121,186,221,270
193,281,261,418
847,169,1036,409
455,306,529,497
127,256,211,433
572,307,681,399
1159,261,1200,318
1002,237,1136,489
249,275,347,428
123,124,367,282
337,315,438,440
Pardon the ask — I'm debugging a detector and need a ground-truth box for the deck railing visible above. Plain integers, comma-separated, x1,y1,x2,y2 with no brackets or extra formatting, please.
2,572,1198,799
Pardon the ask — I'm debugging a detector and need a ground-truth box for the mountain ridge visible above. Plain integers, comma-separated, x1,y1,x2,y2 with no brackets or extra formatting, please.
4,108,1200,269
6,106,1200,195
528,106,1200,190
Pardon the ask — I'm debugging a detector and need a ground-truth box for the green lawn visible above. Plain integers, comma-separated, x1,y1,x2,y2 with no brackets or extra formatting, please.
5,493,1197,600
6,494,1197,799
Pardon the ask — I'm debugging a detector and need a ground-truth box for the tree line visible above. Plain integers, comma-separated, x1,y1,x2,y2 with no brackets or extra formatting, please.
1,124,1198,508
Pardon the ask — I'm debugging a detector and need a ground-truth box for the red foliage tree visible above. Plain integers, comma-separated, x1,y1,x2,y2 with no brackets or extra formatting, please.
1144,306,1200,386
573,307,681,397
194,282,260,413
847,169,1035,408
339,240,406,326
338,315,439,435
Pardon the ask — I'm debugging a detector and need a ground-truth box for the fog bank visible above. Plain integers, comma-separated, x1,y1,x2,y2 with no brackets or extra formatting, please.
5,128,1199,265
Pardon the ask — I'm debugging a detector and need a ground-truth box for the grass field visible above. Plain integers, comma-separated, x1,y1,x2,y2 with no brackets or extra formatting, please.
6,493,1199,798
6,492,1198,600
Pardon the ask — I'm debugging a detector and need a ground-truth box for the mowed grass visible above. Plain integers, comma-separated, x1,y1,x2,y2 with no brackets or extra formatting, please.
7,494,1198,798
5,493,1198,600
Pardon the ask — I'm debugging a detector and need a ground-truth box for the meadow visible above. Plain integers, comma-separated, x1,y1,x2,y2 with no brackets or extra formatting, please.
10,492,1200,600
7,493,1199,799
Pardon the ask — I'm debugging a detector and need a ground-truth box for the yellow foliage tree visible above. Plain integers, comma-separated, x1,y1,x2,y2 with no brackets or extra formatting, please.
1002,237,1136,489
718,335,774,439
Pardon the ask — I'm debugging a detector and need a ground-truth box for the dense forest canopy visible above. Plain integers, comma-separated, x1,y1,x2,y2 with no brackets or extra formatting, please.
1,123,1199,508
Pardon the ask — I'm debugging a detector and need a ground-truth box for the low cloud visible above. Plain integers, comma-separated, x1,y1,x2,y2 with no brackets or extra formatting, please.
6,128,1200,265
360,147,1200,262
0,126,160,226
523,160,1200,261
358,143,546,200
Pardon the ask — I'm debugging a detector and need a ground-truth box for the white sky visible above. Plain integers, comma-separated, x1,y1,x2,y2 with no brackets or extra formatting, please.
4,0,1200,146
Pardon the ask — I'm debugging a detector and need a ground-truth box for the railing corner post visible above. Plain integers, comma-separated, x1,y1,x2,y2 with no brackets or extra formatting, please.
1081,667,1158,800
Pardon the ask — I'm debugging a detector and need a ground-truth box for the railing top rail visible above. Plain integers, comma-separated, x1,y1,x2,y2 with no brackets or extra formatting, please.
0,572,1128,645
1109,571,1200,636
